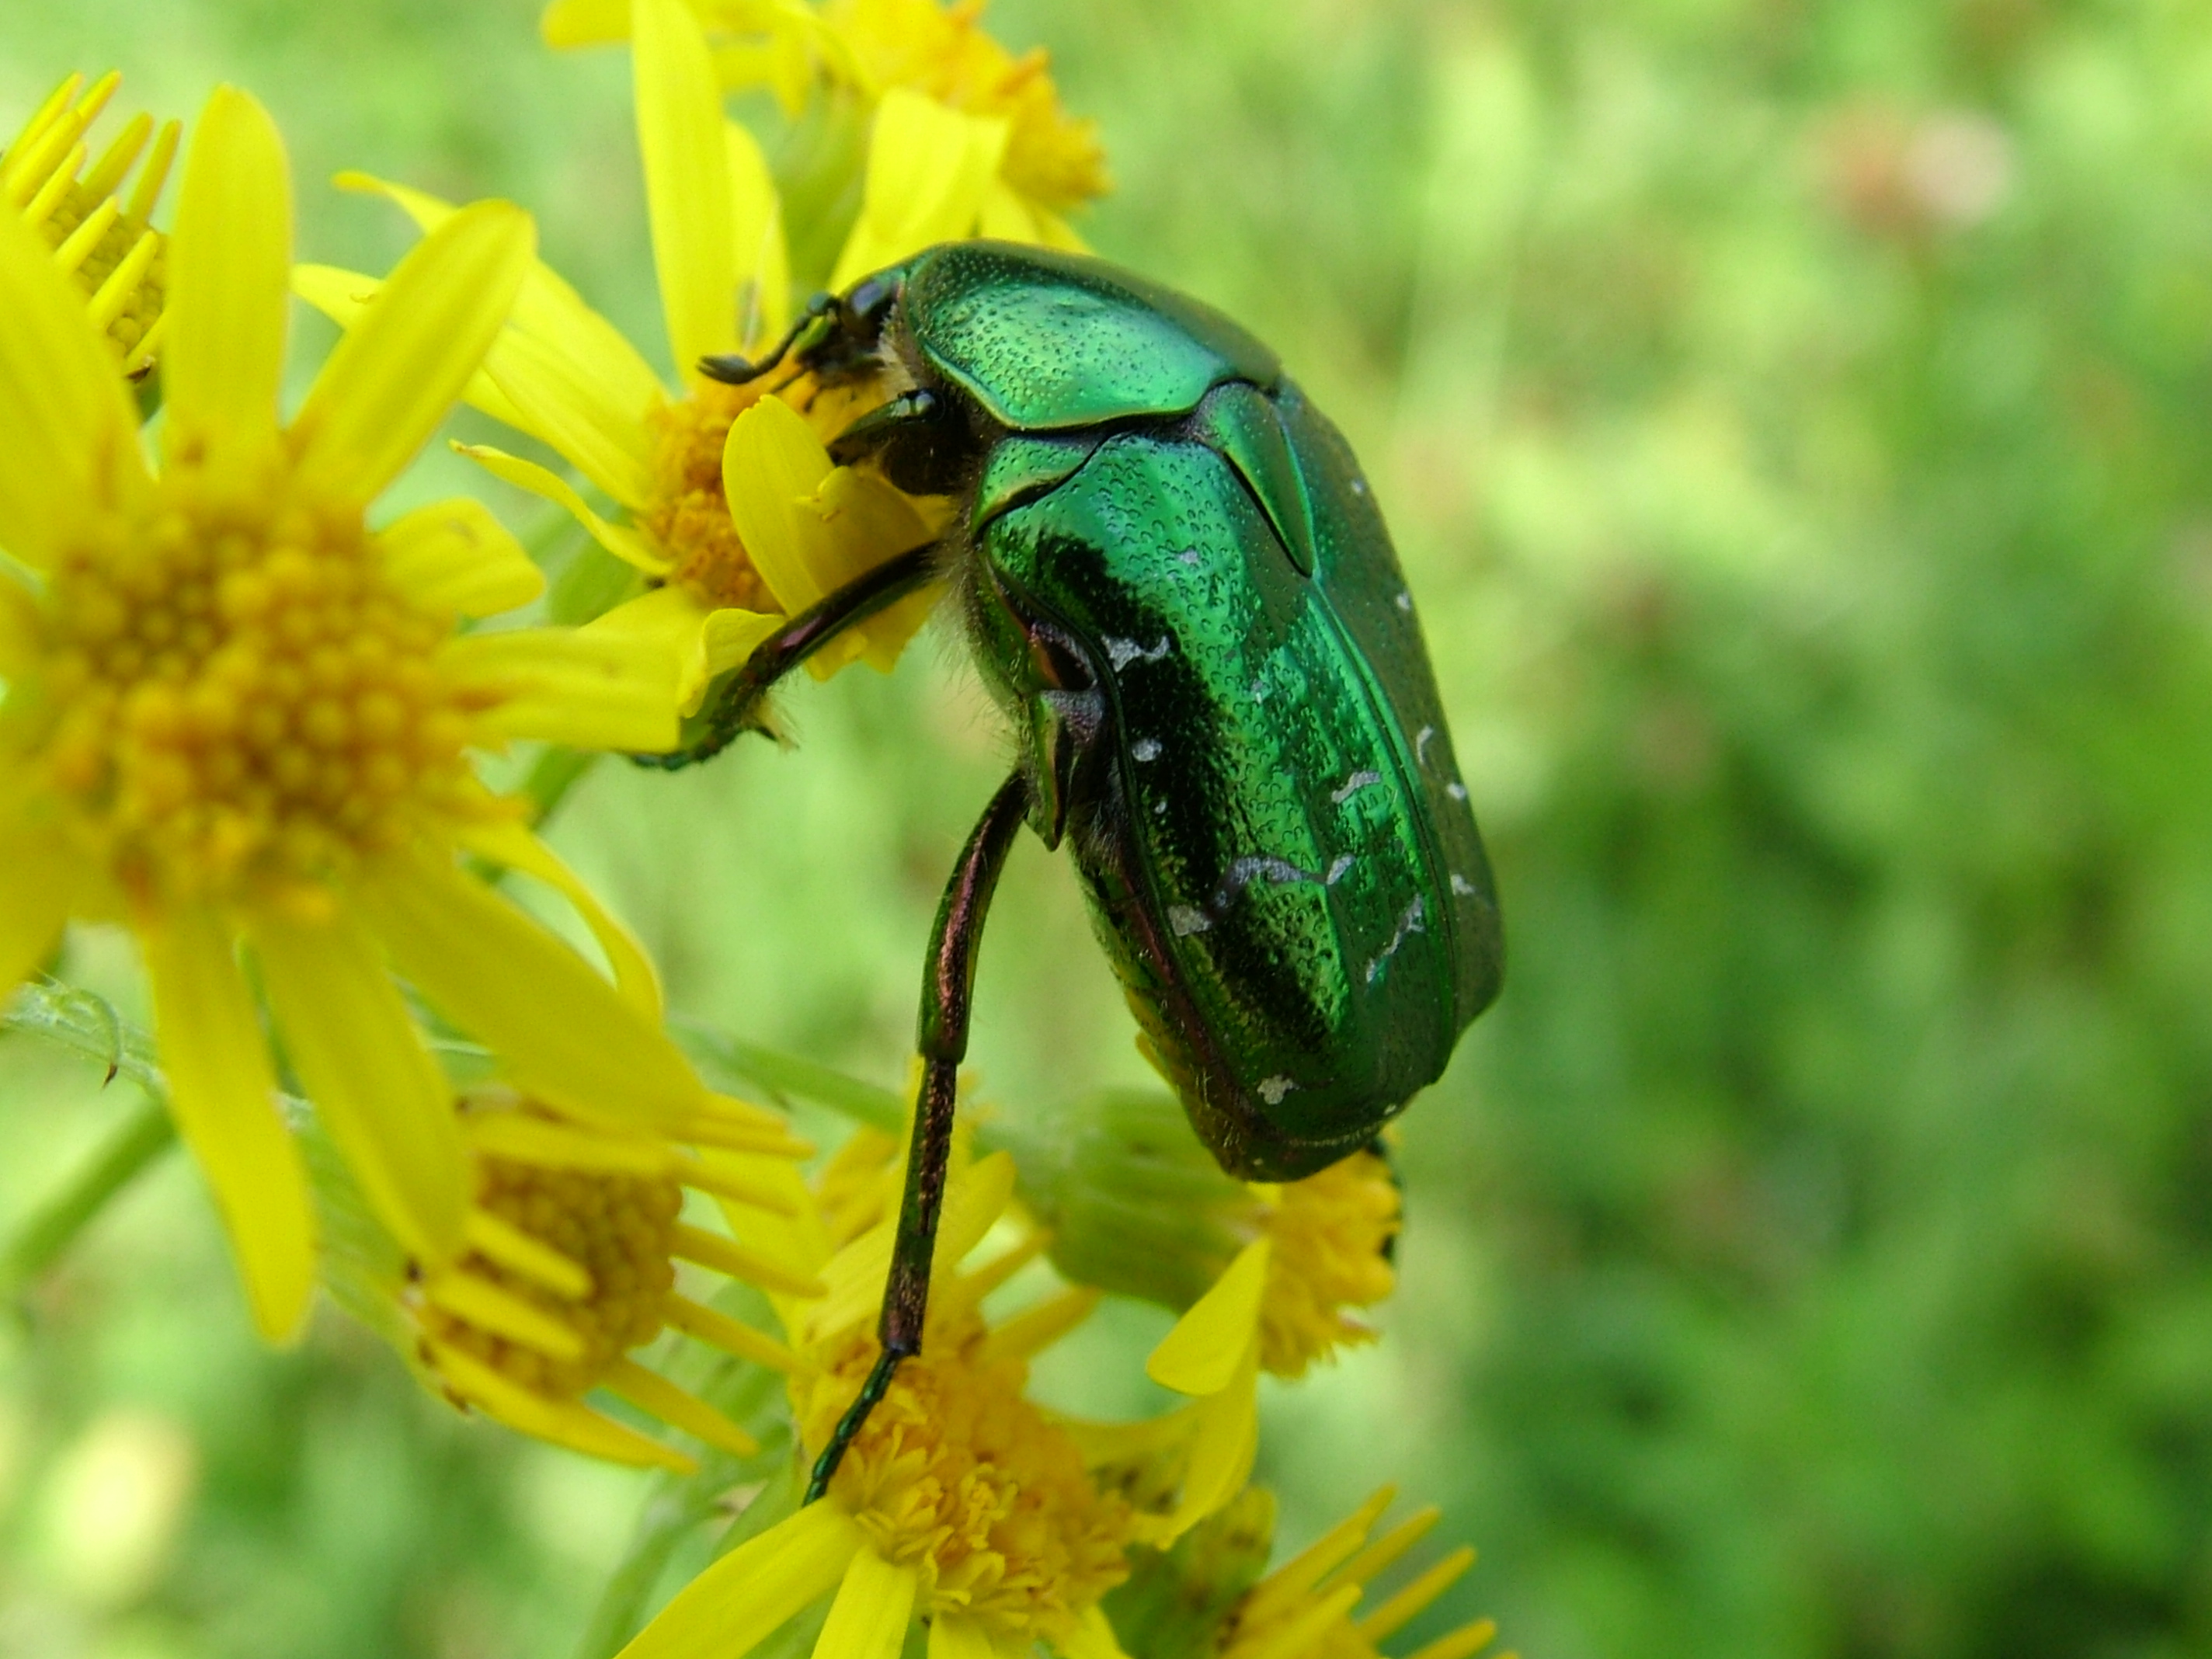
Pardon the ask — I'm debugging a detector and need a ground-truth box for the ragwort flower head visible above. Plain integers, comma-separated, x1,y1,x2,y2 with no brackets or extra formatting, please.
301,0,946,725
1212,1488,1506,1659
4,71,177,375
1015,1090,1401,1540
0,85,698,1342
402,1087,823,1473
540,0,1108,247
622,1142,1140,1659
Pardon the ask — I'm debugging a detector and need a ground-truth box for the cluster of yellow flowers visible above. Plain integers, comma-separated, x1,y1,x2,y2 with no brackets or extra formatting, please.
0,6,1508,1659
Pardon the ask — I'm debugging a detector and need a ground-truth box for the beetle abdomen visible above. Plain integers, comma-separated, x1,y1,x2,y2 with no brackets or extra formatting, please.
981,428,1469,1177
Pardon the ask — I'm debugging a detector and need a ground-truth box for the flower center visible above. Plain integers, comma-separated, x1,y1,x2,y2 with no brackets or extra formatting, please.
37,458,474,903
644,381,777,612
421,1154,683,1400
1257,1150,1401,1377
798,1316,1133,1643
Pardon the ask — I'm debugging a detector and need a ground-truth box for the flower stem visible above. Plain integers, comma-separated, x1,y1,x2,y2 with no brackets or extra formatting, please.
1,983,176,1303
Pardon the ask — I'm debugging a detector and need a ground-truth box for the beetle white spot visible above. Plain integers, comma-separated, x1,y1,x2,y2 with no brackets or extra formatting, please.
1445,781,1469,801
1330,770,1384,805
1415,725,1436,764
1326,854,1355,885
1177,548,1204,568
1132,738,1163,762
1450,872,1480,896
1250,677,1269,702
1363,895,1427,985
1351,478,1369,498
1395,588,1414,613
1104,635,1174,672
1257,1075,1296,1105
1169,905,1212,937
1154,798,1168,816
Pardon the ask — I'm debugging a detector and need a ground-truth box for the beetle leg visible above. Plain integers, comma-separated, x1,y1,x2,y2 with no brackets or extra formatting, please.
805,771,1030,1503
636,543,940,770
830,388,970,497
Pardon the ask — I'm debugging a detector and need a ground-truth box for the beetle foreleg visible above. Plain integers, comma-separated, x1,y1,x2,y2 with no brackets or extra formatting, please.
805,770,1029,1503
634,543,941,770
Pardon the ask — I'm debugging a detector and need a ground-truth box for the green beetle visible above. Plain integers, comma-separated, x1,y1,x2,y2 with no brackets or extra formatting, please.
660,240,1502,1494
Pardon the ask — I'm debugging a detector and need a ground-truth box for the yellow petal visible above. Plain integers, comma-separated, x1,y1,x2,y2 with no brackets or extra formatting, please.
542,0,631,47
249,908,468,1267
976,179,1042,245
1166,1346,1261,1540
605,1358,760,1459
295,263,532,433
0,184,146,568
454,816,663,1019
0,808,78,995
455,441,670,574
804,468,938,674
0,571,43,679
140,905,316,1341
635,0,738,379
294,200,535,504
482,322,657,510
427,1338,694,1472
722,395,836,612
355,849,708,1132
584,584,717,716
813,1548,917,1659
440,625,679,753
727,118,789,345
1147,1237,1270,1394
830,91,1008,291
700,603,785,677
162,85,290,462
1063,1607,1132,1659
618,1501,865,1659
340,174,667,468
927,1616,996,1659
376,496,545,618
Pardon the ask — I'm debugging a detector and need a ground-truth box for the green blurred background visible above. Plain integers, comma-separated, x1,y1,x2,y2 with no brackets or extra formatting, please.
9,0,2212,1654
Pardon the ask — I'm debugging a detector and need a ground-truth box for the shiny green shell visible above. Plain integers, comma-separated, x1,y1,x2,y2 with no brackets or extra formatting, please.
893,242,1504,1180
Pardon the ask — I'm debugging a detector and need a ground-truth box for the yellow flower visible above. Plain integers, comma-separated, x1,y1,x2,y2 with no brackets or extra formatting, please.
621,1142,1142,1659
5,70,179,375
541,0,1109,256
297,0,941,722
402,1087,826,1473
1214,1487,1507,1659
0,85,699,1343
1137,1151,1403,1539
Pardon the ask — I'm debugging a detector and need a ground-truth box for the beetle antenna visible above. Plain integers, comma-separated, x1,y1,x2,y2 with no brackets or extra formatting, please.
699,292,838,386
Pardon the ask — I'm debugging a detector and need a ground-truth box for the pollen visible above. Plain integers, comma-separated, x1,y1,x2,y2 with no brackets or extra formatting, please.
419,1153,683,1399
798,1313,1135,1645
645,380,777,611
40,459,479,906
1257,1150,1401,1378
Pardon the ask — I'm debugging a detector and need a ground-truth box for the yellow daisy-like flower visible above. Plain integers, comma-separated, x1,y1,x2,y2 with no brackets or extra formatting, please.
1216,1487,1507,1659
0,84,700,1343
1136,1151,1403,1539
298,0,941,722
541,0,1108,256
5,70,179,375
402,1087,825,1473
621,1143,1140,1659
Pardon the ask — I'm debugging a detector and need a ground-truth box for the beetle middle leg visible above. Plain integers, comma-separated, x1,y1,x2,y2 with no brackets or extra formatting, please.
804,770,1029,1502
637,542,940,770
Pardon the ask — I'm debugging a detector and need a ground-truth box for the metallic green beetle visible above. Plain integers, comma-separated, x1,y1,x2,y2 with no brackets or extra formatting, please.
662,239,1503,1495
